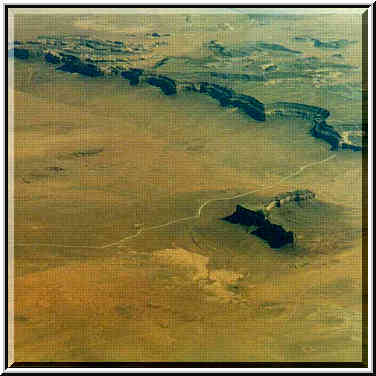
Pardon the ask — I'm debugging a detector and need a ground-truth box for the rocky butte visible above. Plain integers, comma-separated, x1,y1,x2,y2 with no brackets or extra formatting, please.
223,190,316,249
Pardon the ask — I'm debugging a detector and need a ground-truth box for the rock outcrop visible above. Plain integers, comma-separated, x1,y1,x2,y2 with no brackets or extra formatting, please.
121,68,144,85
265,189,316,212
198,82,234,105
226,94,266,121
146,75,177,95
57,59,104,77
44,51,63,64
293,36,311,42
206,40,261,58
331,124,365,151
265,102,360,150
251,222,294,249
223,205,293,249
266,102,330,121
10,36,364,151
206,40,301,57
198,83,265,121
255,41,301,54
209,72,266,82
310,120,343,150
10,47,30,59
312,38,357,49
223,205,267,227
223,189,316,249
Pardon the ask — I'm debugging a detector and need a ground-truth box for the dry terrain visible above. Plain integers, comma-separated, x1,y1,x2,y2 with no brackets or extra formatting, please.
9,10,365,363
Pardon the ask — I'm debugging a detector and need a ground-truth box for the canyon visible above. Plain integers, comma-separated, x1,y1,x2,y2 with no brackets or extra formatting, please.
9,36,365,151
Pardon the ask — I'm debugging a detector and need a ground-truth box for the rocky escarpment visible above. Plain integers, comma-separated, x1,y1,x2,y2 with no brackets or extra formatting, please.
209,72,266,82
223,189,316,249
292,36,358,49
198,82,266,121
255,41,301,54
310,120,343,150
121,68,144,85
234,210,295,250
265,102,364,151
266,102,330,121
206,40,301,58
311,119,363,152
56,54,104,77
11,47,31,59
264,190,315,212
223,205,294,249
225,93,265,121
312,38,357,49
120,71,267,121
146,75,177,95
252,223,294,249
10,36,364,151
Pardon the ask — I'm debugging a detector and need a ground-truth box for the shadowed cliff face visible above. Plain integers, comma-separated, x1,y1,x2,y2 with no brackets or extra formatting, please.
223,190,316,249
9,36,364,150
121,68,144,85
146,75,177,95
266,102,330,120
223,205,294,249
252,222,294,249
11,48,30,59
312,38,357,49
57,61,104,77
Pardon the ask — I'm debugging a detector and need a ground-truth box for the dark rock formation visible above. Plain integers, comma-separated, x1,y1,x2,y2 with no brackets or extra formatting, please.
57,60,104,77
198,83,265,121
198,82,235,106
223,189,318,248
293,36,311,42
325,83,363,101
47,166,65,172
311,120,342,150
146,75,177,95
121,68,144,85
312,38,356,49
252,222,294,248
263,65,278,72
223,204,294,249
153,57,169,68
44,51,62,64
266,102,364,151
73,148,103,157
266,102,330,121
341,142,363,151
206,40,261,58
10,48,30,59
265,189,316,211
210,72,266,81
331,124,366,151
226,94,266,121
255,42,302,54
10,36,364,151
264,71,308,80
286,57,357,73
223,205,267,227
207,40,301,57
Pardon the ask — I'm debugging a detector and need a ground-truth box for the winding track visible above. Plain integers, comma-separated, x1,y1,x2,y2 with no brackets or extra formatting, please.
16,153,336,250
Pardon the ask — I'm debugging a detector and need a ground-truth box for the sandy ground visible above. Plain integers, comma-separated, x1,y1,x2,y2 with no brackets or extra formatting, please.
9,11,365,363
